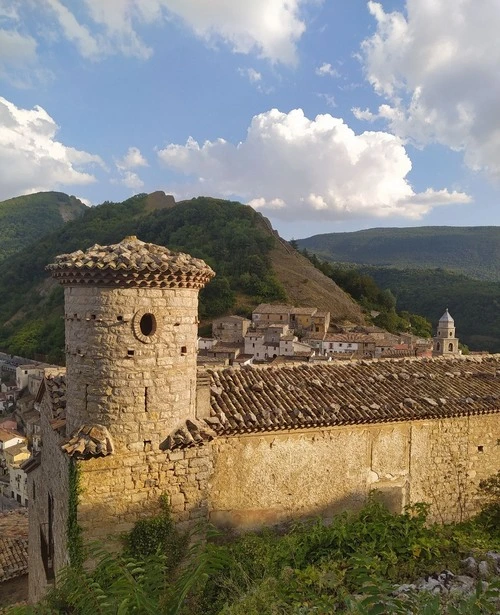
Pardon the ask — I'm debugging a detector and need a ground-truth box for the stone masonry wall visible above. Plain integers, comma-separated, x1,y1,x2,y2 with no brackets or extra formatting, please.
77,445,213,540
208,415,500,529
27,396,70,603
63,286,199,448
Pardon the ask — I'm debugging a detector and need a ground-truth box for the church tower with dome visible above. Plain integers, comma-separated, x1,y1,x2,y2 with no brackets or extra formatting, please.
433,308,460,356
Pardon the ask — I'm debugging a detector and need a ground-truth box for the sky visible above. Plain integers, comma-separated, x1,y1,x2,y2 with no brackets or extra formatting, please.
1,0,499,239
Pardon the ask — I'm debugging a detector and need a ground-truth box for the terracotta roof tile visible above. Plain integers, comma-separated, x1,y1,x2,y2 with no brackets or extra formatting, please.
206,356,500,436
47,236,214,289
161,419,216,450
62,424,114,459
0,537,28,582
44,372,67,420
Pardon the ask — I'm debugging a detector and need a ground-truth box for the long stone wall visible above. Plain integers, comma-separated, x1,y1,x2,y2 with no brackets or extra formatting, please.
208,415,500,529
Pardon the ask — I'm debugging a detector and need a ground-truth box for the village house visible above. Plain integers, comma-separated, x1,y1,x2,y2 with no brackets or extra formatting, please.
197,337,215,351
4,443,30,505
16,364,46,394
252,303,291,326
0,428,25,453
212,315,251,344
24,237,500,602
322,333,376,356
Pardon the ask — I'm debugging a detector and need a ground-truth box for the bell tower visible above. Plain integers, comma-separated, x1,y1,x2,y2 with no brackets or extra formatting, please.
433,308,459,356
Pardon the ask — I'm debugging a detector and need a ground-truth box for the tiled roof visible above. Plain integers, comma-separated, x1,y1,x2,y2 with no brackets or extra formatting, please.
291,307,317,315
253,304,292,314
0,537,28,582
47,236,215,289
0,428,22,443
162,419,216,450
62,424,114,459
45,372,67,420
213,315,251,323
206,356,500,436
324,333,376,343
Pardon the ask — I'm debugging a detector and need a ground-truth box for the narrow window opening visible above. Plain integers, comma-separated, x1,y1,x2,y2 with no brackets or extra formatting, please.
145,387,148,412
117,315,123,321
85,384,88,411
127,349,135,357
478,445,484,453
91,314,96,320
448,343,453,351
32,482,36,501
73,313,77,319
143,440,152,452
181,346,187,355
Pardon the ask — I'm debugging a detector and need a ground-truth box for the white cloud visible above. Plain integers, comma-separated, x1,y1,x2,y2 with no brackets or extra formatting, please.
238,67,262,83
361,0,500,176
115,146,147,189
0,96,104,201
120,170,144,190
315,62,339,77
116,146,148,170
29,0,311,64
0,29,43,87
157,108,470,221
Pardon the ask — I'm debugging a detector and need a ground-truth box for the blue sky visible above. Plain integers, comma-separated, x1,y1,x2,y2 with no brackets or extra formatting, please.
0,0,499,238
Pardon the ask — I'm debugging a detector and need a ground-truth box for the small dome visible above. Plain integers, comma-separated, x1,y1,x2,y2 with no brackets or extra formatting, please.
47,236,215,289
439,308,454,323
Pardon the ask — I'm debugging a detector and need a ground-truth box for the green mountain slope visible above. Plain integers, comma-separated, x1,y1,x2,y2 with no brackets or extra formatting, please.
358,265,500,352
0,191,87,262
0,192,364,363
297,226,500,281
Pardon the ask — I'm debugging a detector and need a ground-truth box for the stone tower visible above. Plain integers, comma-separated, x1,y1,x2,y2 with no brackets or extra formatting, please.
433,308,459,356
47,236,215,450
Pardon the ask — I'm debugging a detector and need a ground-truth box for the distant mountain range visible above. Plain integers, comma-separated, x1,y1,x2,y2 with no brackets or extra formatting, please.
297,226,500,282
0,191,364,363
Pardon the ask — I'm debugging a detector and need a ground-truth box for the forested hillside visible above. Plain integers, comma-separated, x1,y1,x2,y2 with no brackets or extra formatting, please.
0,192,87,262
0,193,363,363
297,226,500,282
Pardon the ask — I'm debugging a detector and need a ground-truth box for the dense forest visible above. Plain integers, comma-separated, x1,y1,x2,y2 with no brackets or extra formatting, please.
0,192,87,263
297,226,500,282
0,194,286,362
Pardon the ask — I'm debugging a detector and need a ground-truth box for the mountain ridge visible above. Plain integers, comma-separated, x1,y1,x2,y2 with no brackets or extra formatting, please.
297,226,500,282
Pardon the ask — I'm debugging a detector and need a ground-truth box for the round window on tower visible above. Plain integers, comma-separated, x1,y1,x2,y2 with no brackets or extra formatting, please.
140,313,156,336
133,310,159,343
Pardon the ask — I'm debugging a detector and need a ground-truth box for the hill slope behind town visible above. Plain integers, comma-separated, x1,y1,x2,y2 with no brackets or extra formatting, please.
0,192,87,263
